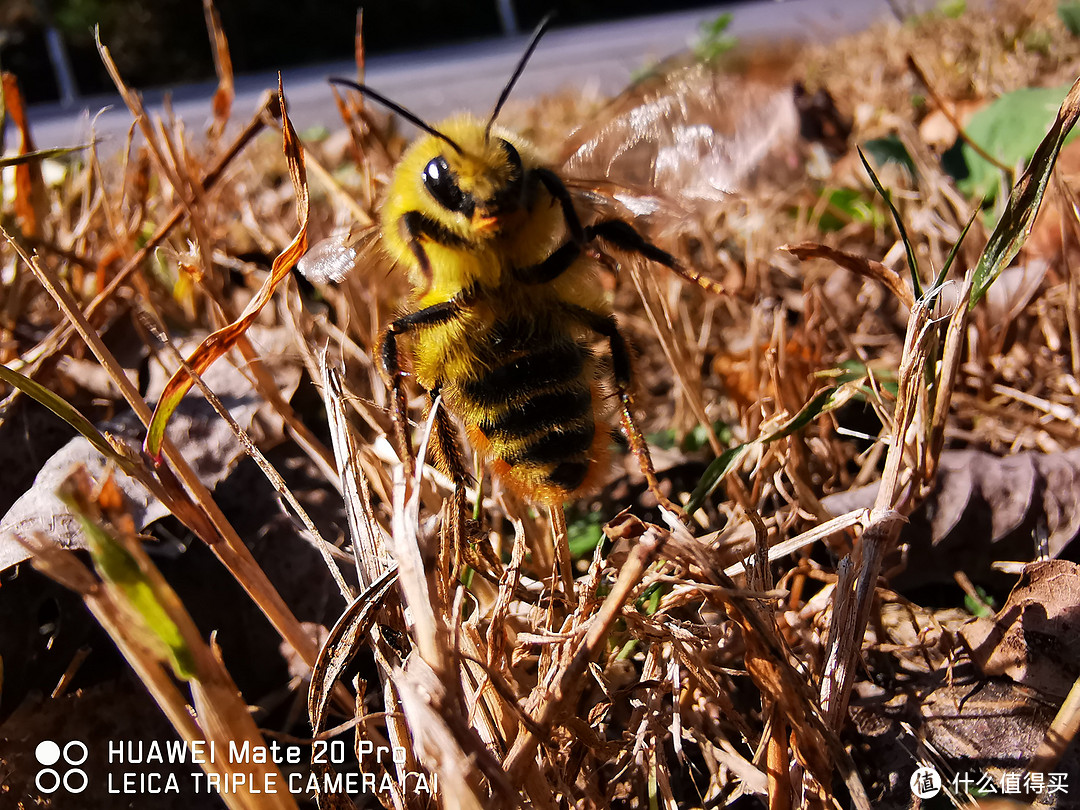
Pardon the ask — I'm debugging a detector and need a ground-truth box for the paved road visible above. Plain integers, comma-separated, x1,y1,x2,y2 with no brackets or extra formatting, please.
26,0,910,152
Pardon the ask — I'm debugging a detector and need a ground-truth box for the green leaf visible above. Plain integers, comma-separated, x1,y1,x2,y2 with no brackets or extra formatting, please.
648,420,731,453
1059,2,1080,35
970,77,1080,307
635,582,665,615
688,444,752,513
937,0,966,17
817,187,883,232
829,359,887,385
646,584,663,615
615,639,639,660
300,124,330,141
0,144,93,168
647,427,678,450
933,205,979,291
777,385,860,436
0,363,131,471
862,135,916,176
567,511,605,557
681,424,711,453
959,83,1079,204
65,504,196,680
1023,28,1053,56
699,12,733,38
963,585,996,617
694,12,737,62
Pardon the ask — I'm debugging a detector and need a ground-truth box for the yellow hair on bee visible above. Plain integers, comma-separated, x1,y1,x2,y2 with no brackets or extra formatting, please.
309,22,720,509
373,114,621,504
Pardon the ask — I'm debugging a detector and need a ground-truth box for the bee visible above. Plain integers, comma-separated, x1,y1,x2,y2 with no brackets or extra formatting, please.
300,19,722,509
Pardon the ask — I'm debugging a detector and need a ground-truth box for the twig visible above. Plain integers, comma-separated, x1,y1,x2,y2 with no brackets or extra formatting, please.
3,229,325,683
6,94,278,383
907,54,1013,177
1029,674,1080,775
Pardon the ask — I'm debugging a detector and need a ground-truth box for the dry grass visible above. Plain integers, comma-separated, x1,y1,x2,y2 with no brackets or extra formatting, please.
2,1,1080,808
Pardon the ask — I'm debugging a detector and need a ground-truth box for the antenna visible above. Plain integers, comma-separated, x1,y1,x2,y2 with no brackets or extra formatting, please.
485,14,554,140
328,77,464,154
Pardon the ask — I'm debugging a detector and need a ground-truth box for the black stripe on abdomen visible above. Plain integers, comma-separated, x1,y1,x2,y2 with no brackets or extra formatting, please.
478,388,591,438
458,334,598,495
460,341,584,408
508,422,596,465
547,460,590,491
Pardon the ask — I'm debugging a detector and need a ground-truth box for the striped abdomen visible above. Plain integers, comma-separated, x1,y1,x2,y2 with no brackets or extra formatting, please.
451,327,607,504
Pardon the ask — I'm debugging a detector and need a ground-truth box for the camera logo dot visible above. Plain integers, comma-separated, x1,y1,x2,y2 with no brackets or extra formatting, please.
35,740,89,794
910,765,942,799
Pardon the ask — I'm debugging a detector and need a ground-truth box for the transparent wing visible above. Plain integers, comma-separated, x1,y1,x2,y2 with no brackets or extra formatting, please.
560,59,808,208
297,227,380,285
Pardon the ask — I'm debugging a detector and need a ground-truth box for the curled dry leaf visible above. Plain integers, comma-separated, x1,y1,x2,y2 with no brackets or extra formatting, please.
784,241,914,309
144,82,309,459
850,679,1068,794
961,560,1080,699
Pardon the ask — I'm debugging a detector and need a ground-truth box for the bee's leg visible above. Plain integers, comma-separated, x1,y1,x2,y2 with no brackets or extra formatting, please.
401,211,471,290
587,219,725,297
535,168,585,244
514,239,582,285
378,329,415,475
379,296,472,471
427,387,470,491
427,387,470,601
425,388,505,593
566,304,687,520
516,166,588,285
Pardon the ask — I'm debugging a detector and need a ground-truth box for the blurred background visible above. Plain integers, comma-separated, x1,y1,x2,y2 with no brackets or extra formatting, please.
2,0,733,105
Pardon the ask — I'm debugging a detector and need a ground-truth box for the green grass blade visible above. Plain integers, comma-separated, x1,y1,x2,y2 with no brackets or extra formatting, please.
769,385,858,438
0,144,94,168
933,205,979,292
60,493,196,680
858,147,923,301
688,444,752,513
688,383,861,512
0,363,126,467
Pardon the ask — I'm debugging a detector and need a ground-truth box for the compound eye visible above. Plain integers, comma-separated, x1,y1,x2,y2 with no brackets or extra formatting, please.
423,156,468,213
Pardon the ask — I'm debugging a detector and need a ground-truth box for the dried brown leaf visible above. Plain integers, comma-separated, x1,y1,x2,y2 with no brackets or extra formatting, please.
823,448,1080,587
784,241,915,309
203,0,234,133
961,560,1080,699
145,82,309,458
2,72,47,238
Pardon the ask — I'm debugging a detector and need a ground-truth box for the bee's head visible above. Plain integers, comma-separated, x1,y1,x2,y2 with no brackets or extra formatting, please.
412,120,529,236
329,16,551,243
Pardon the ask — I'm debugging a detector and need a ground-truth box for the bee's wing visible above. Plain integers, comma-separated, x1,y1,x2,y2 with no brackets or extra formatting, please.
560,60,805,207
297,227,381,285
564,177,688,222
